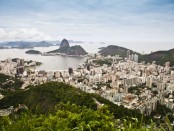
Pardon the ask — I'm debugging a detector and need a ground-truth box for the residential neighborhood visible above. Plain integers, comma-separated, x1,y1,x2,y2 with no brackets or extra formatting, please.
1,52,174,118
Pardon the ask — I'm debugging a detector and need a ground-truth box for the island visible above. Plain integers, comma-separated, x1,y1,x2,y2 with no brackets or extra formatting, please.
46,39,88,56
25,50,41,54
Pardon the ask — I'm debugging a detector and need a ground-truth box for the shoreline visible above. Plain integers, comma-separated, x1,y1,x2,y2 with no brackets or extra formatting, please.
42,53,88,58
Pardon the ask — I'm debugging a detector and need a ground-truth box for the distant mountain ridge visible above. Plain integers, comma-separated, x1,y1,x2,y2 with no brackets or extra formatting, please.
0,41,53,48
0,40,84,48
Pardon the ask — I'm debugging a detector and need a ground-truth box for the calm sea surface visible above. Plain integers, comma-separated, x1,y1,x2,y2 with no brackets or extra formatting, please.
0,43,104,71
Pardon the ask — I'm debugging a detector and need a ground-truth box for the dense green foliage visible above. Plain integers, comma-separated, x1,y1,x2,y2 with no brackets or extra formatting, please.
151,102,174,122
96,83,112,89
0,81,165,122
93,59,112,66
0,82,146,120
0,74,23,96
0,82,174,130
0,82,97,114
1,103,173,131
0,103,115,131
0,74,11,83
99,45,140,57
128,85,151,95
0,82,145,120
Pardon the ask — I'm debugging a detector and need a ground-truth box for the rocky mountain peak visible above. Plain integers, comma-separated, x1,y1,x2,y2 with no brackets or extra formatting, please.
59,39,69,48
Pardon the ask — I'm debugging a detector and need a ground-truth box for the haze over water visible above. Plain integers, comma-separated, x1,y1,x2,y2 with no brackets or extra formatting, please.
0,42,101,71
0,41,173,71
0,45,87,71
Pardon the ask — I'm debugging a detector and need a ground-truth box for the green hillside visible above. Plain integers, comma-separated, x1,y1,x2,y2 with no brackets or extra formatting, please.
98,45,174,66
0,82,142,119
98,45,139,57
139,49,174,66
0,82,173,130
0,82,96,114
0,74,23,95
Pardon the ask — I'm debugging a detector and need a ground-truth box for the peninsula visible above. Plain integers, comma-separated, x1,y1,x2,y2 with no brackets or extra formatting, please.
46,39,88,56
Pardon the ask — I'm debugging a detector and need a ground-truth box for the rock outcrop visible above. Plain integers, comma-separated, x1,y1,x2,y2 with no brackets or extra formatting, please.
59,39,70,48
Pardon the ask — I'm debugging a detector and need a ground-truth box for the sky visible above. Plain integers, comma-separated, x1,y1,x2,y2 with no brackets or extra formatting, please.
0,0,174,44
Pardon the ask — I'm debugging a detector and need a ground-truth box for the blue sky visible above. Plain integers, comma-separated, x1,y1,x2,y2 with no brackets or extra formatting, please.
0,0,174,42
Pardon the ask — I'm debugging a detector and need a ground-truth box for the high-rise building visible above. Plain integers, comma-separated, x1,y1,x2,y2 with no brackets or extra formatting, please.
17,59,21,66
133,54,139,62
165,62,170,67
16,67,24,75
87,65,90,71
157,82,165,91
146,76,153,88
5,58,12,63
68,68,73,75
131,54,134,60
127,50,130,59
20,59,25,66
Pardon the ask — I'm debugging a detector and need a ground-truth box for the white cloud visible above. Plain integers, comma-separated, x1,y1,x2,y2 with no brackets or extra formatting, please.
0,28,7,38
0,28,51,41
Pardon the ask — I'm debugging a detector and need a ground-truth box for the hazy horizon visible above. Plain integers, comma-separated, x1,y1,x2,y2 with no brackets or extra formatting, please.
0,40,174,54
0,0,174,54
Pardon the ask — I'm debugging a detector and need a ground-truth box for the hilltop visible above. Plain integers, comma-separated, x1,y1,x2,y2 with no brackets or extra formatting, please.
59,39,70,48
98,45,139,57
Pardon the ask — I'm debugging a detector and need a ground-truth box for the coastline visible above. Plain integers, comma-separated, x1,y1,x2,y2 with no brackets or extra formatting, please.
42,52,88,58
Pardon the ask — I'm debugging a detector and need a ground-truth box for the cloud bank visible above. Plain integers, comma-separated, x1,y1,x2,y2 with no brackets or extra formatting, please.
0,28,51,41
0,0,174,42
